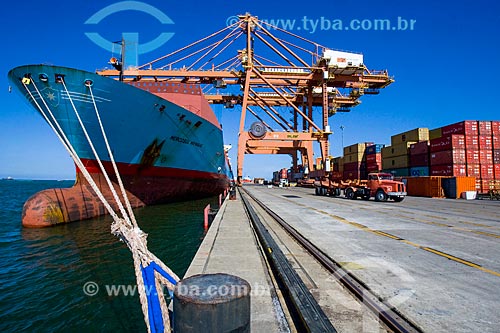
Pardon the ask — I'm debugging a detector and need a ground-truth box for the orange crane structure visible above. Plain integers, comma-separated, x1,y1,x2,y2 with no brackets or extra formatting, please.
98,14,393,183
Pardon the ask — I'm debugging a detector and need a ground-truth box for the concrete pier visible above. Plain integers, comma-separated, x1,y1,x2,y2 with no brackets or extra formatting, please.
185,185,500,332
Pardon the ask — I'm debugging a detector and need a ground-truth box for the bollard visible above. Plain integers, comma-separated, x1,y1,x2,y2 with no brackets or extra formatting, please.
229,187,236,200
203,204,210,230
174,273,251,333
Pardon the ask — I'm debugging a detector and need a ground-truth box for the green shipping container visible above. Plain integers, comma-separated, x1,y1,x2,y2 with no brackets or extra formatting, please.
382,168,410,177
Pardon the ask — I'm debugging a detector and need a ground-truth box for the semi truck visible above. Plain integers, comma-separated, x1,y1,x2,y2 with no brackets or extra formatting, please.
314,172,407,202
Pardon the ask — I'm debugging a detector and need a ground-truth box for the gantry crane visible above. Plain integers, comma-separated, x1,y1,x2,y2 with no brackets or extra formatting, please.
97,14,393,184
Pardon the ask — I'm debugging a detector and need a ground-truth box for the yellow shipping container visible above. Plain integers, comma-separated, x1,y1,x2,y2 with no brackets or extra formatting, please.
381,142,416,159
429,128,442,140
382,155,410,169
344,152,366,163
391,128,429,145
343,142,371,156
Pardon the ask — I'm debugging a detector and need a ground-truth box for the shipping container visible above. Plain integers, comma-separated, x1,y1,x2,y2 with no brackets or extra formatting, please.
441,120,478,136
492,121,500,136
410,166,430,177
365,144,385,155
382,155,410,169
367,164,381,173
481,164,494,179
391,128,429,145
344,152,366,163
494,150,500,164
466,164,481,178
477,179,500,193
429,128,442,140
343,170,367,180
465,135,479,149
442,177,476,199
430,135,465,152
479,150,493,165
366,154,382,163
405,176,445,197
430,149,466,165
465,149,480,165
430,164,467,177
479,135,493,150
382,168,409,177
343,161,366,172
478,121,492,136
343,142,373,156
495,164,500,179
409,153,430,167
493,136,500,150
382,142,416,159
409,141,430,155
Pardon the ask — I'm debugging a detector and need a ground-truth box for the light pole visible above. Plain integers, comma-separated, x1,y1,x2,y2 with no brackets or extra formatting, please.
340,125,345,150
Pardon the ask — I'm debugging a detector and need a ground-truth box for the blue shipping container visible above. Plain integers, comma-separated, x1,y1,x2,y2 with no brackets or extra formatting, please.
366,144,386,155
410,166,430,177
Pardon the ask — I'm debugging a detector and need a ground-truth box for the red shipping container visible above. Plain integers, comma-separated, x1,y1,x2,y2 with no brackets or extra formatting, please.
430,135,465,152
409,141,429,155
494,150,500,164
467,164,481,178
366,154,382,163
441,120,478,136
495,164,500,179
478,121,492,136
343,162,366,172
430,164,466,176
481,164,494,179
430,149,466,165
479,179,495,193
479,150,493,164
343,170,366,180
493,135,500,150
479,135,493,150
409,153,429,167
367,164,381,173
466,149,480,164
465,135,479,149
492,121,500,135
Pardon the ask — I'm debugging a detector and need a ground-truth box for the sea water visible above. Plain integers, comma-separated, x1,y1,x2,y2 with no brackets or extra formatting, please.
0,179,217,332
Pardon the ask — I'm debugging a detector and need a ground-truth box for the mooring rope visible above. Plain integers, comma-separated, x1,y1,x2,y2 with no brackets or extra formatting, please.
22,77,179,333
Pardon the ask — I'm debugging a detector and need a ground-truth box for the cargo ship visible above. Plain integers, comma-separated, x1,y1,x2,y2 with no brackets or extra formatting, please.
8,64,232,227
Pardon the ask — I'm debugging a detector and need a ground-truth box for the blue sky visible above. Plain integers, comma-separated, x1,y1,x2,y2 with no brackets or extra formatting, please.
1,0,498,180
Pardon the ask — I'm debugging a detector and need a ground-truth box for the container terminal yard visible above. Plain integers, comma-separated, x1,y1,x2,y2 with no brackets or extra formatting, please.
186,184,500,332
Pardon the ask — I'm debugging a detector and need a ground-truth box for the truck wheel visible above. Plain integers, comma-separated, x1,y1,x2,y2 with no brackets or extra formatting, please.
375,190,387,202
334,188,341,197
393,197,405,202
345,188,354,200
315,187,319,196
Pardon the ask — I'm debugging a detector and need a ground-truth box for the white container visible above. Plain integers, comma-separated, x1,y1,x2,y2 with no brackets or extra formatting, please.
323,50,364,68
461,191,476,200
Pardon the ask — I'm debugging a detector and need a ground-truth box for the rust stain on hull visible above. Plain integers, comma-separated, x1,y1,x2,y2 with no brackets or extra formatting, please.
22,174,145,228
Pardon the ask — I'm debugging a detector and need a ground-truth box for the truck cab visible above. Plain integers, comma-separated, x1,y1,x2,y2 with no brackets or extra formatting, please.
367,173,406,202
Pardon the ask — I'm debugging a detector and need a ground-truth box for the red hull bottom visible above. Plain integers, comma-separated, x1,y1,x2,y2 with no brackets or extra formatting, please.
22,170,230,228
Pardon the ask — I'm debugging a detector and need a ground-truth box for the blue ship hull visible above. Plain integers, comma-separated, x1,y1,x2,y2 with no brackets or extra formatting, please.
8,65,232,227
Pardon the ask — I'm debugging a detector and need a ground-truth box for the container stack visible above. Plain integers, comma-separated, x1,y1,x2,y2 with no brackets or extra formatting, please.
365,144,384,173
343,142,373,179
428,120,500,193
409,141,430,176
382,128,429,177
